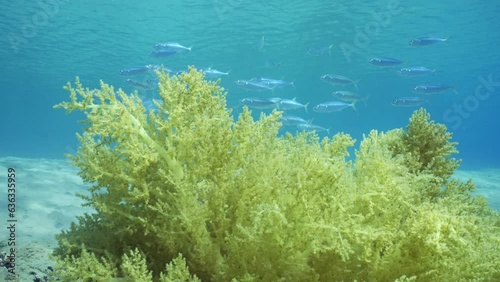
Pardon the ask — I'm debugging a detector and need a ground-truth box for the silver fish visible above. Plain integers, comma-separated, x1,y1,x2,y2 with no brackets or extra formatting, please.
119,65,153,76
397,67,436,77
409,36,448,46
331,91,368,104
143,65,176,73
146,77,159,85
313,101,356,113
369,57,403,66
277,99,309,112
154,42,192,52
320,74,358,88
307,44,333,56
413,84,456,95
250,77,294,89
280,115,309,126
203,67,230,78
391,97,427,107
296,123,329,134
126,79,155,91
234,80,274,91
240,97,280,109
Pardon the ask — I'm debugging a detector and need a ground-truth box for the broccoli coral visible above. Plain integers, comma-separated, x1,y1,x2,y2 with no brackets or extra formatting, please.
53,67,500,281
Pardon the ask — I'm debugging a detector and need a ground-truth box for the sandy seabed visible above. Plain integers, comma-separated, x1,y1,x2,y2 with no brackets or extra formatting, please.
0,157,92,281
0,156,498,281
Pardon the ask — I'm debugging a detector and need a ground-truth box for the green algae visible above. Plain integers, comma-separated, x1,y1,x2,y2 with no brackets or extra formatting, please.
51,67,500,281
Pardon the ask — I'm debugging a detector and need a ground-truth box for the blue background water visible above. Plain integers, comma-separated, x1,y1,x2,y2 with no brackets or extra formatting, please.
1,0,499,169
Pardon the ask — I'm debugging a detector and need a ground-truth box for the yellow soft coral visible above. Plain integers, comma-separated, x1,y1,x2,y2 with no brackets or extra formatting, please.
53,67,500,281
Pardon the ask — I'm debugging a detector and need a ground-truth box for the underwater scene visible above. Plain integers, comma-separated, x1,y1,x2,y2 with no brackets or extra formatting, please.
0,0,499,281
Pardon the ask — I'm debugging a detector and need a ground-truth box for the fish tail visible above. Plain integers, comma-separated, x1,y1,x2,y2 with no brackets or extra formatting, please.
350,102,357,111
328,44,333,55
304,102,309,113
354,80,360,91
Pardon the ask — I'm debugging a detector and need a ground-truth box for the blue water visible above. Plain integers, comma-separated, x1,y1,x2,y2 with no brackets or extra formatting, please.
1,0,499,169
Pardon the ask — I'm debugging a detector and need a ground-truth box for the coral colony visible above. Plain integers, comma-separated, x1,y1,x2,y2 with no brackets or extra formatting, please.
51,68,500,281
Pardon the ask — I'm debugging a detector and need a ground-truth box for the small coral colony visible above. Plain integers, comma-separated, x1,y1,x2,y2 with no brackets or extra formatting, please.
119,36,453,133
